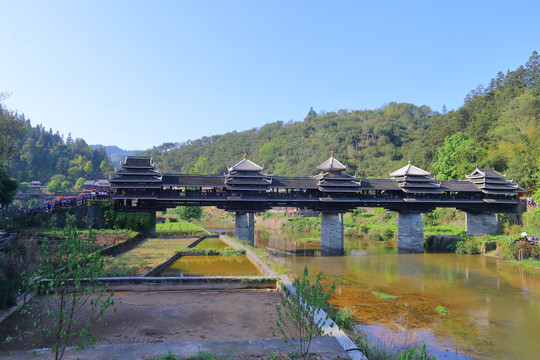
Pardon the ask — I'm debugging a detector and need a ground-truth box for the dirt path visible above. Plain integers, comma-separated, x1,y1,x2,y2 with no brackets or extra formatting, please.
0,290,287,352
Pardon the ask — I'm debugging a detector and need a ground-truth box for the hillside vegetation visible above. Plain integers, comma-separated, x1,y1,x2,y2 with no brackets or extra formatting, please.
0,99,115,202
145,51,540,193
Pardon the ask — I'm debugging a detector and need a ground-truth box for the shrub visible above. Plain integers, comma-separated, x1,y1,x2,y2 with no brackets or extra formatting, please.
455,237,481,254
276,266,335,360
399,343,436,360
335,307,354,331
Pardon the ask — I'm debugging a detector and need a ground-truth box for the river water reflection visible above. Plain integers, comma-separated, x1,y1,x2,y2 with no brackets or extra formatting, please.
200,220,540,359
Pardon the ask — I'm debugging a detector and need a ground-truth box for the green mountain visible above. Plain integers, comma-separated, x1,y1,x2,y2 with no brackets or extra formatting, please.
144,51,539,191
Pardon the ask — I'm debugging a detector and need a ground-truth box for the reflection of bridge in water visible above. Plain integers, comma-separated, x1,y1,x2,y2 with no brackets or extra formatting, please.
110,155,525,254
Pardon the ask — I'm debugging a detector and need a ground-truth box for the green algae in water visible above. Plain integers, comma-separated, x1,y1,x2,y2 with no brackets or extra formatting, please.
372,291,398,301
436,305,450,315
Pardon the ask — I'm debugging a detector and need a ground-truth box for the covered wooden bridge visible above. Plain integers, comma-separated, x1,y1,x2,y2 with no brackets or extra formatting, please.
110,155,524,254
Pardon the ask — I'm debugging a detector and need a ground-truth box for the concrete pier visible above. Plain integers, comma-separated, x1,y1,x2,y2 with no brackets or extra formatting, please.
466,212,499,235
397,212,424,252
147,211,157,237
320,212,344,255
235,212,255,245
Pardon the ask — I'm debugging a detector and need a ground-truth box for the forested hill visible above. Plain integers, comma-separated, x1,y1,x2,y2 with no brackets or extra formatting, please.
1,111,115,188
146,52,540,191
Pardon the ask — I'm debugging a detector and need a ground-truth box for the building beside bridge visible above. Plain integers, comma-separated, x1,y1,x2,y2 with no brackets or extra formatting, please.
109,155,524,254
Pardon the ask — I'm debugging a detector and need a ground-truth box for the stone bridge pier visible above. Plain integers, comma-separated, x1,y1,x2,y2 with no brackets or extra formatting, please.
397,211,424,253
320,212,344,255
466,212,499,235
234,212,255,245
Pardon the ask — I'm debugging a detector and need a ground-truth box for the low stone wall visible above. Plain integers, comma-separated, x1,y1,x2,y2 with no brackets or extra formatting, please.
96,276,277,291
99,234,147,257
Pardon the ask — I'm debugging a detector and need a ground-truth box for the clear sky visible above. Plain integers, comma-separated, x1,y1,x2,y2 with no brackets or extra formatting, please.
1,0,539,150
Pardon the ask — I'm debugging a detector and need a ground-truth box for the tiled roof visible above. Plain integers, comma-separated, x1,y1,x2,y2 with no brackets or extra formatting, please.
110,175,161,182
465,168,522,194
162,175,225,187
317,157,347,172
390,164,430,177
229,159,263,172
466,168,505,179
123,156,155,168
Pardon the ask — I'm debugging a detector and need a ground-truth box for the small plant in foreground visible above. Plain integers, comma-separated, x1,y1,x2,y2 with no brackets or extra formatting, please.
20,214,115,360
335,307,355,331
153,351,180,360
276,266,335,360
399,343,436,360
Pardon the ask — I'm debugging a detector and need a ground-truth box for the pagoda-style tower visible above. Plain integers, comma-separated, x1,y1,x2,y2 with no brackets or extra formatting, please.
225,156,271,192
315,152,357,255
464,168,520,235
314,154,361,193
109,156,162,193
108,156,162,236
225,155,271,245
465,168,520,195
390,162,441,194
389,161,435,253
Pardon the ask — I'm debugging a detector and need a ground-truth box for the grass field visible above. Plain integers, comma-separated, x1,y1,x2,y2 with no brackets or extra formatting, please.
156,221,205,236
103,237,197,276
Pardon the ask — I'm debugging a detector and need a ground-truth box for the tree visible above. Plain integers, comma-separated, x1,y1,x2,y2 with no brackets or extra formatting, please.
173,206,203,221
276,266,335,360
99,160,114,175
74,177,85,192
61,180,72,192
433,132,484,180
83,161,93,176
0,167,17,206
47,179,62,193
189,157,212,175
259,142,277,161
21,215,115,360
18,181,30,193
0,104,27,165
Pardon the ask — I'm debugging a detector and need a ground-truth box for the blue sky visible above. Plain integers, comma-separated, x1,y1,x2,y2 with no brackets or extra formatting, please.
1,0,539,150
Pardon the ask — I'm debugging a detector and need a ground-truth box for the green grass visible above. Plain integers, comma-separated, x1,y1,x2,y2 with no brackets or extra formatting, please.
176,247,247,256
295,237,320,243
372,291,398,301
156,221,205,236
436,305,450,315
39,228,138,238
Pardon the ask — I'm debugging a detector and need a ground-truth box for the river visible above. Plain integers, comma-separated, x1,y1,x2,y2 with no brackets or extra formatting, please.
199,219,540,360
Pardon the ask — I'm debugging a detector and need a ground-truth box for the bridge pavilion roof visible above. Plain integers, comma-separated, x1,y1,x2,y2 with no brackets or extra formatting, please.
314,155,362,193
317,156,347,172
112,156,525,196
466,168,522,195
110,156,162,189
225,156,272,191
390,163,442,194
